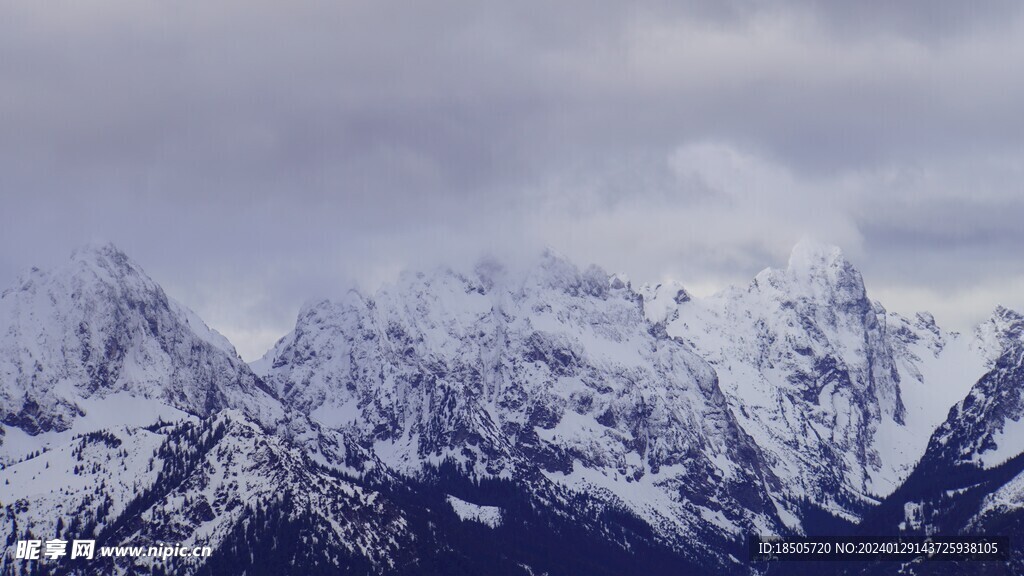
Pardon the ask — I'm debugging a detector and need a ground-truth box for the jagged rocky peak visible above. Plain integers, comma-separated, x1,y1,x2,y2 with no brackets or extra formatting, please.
752,240,870,315
260,252,642,383
974,305,1024,365
5,243,160,318
659,241,918,519
70,241,156,288
523,248,618,299
909,311,944,346
260,250,785,541
785,239,852,275
0,244,279,440
260,250,655,420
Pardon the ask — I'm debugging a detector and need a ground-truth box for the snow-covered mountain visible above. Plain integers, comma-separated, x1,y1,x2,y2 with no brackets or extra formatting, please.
256,252,784,568
0,411,414,576
3,243,1024,575
0,244,281,462
646,241,989,523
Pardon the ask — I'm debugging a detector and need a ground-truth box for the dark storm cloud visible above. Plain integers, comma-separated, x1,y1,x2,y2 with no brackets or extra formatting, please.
3,0,1024,357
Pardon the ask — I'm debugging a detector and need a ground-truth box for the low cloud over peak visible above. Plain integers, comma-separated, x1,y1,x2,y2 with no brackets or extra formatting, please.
3,1,1023,358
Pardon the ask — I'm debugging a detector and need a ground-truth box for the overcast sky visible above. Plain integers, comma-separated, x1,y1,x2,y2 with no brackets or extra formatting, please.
3,1,1024,360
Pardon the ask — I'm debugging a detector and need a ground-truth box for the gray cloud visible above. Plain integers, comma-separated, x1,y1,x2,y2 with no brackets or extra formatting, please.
3,1,1024,358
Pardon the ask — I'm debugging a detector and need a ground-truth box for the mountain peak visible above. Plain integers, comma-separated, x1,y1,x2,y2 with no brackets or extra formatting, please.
788,240,864,301
992,305,1024,323
974,306,1024,364
786,239,850,276
0,245,278,437
70,241,134,269
65,242,157,291
981,305,1024,341
749,240,867,309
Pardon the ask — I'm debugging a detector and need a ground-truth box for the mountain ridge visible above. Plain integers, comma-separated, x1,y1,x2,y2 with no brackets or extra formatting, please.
2,242,1022,576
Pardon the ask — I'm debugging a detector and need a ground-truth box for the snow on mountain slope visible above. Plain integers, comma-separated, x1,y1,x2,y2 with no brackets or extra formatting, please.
881,311,987,468
0,393,191,468
0,244,282,461
975,452,1024,520
0,423,170,527
921,314,1024,471
446,495,503,528
659,241,988,521
637,280,691,324
257,251,785,547
849,314,1024,574
0,410,410,576
954,310,1024,531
